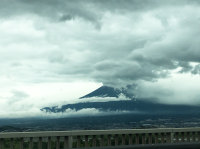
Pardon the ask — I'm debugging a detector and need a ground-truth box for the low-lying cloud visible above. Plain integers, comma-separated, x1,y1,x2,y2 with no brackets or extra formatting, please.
0,107,134,119
134,70,200,105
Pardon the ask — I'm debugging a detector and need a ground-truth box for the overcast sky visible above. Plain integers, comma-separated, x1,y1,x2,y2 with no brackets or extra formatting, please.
1,0,200,117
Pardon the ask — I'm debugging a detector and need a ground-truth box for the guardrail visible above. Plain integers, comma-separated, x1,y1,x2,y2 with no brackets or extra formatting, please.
0,127,200,149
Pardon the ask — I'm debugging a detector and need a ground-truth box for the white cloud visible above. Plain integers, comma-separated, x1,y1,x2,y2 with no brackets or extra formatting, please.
0,82,102,118
0,107,134,119
0,1,200,117
78,94,131,103
135,70,200,105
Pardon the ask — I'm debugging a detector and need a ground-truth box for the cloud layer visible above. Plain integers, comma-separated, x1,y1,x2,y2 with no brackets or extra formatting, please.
0,0,200,117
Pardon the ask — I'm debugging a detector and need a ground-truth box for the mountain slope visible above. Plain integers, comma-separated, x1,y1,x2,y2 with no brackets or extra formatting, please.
41,99,200,115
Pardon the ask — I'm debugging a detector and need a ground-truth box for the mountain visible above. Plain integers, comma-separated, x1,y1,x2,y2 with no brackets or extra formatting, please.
80,86,134,99
41,86,200,115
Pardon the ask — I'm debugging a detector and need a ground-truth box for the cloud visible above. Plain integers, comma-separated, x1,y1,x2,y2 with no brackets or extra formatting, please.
0,82,102,118
7,90,29,104
43,108,134,118
1,0,200,85
0,107,134,119
134,71,200,105
76,94,131,103
0,0,200,117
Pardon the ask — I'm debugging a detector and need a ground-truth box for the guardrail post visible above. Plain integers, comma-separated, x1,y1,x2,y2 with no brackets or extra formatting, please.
77,136,81,148
129,134,133,145
148,133,152,144
135,134,139,144
107,135,111,146
155,133,158,144
198,132,200,142
56,136,60,149
187,132,190,142
10,138,14,149
38,137,42,149
166,133,171,143
64,136,68,149
114,134,118,146
0,138,3,149
161,133,164,144
192,132,196,142
20,138,24,149
181,132,185,142
142,134,145,144
48,137,51,149
122,134,125,145
69,136,73,148
85,135,89,148
100,135,104,147
92,135,96,147
64,136,73,149
175,132,178,143
170,132,174,143
29,137,33,149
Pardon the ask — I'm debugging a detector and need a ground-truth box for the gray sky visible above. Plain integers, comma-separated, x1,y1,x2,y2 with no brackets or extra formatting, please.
1,0,200,117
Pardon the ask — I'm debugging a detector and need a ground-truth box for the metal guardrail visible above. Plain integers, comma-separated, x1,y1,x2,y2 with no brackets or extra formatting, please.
0,127,200,149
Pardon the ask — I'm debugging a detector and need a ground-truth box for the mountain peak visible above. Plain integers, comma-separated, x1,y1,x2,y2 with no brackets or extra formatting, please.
79,86,134,99
80,86,121,99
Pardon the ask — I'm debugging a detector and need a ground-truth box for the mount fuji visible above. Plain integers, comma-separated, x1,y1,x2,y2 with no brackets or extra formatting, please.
41,86,200,115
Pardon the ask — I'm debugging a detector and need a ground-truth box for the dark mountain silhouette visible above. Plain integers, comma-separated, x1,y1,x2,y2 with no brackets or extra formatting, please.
41,99,200,114
41,86,200,115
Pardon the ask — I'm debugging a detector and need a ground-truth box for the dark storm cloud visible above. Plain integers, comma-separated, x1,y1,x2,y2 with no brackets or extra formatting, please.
178,61,193,73
0,0,100,26
0,0,197,24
